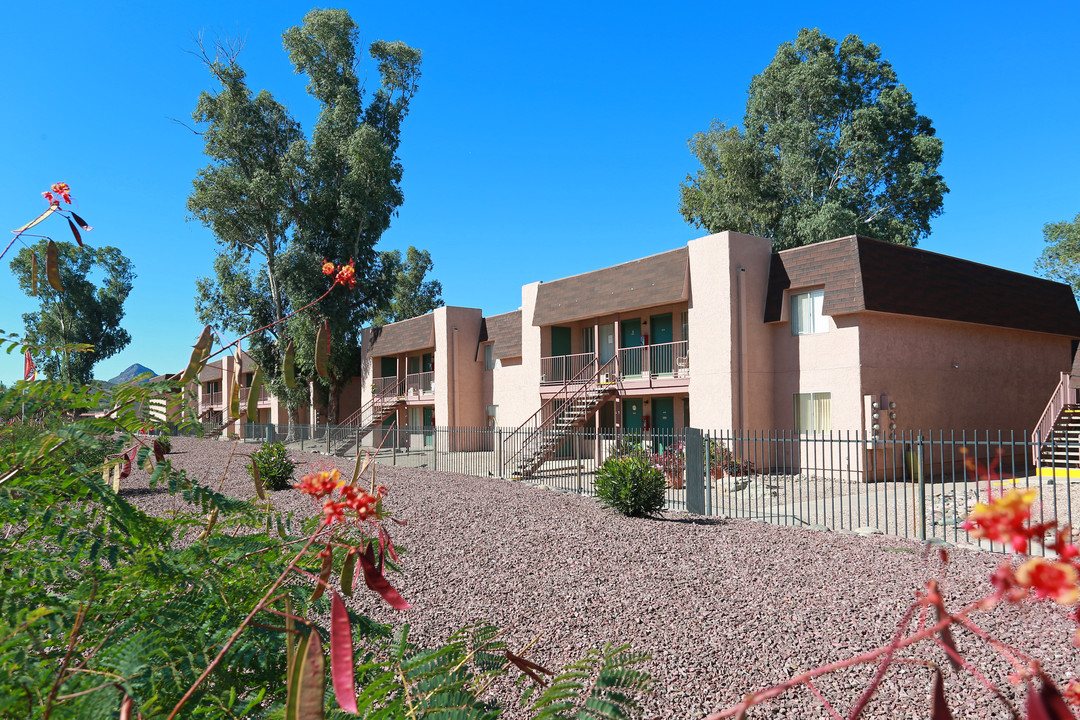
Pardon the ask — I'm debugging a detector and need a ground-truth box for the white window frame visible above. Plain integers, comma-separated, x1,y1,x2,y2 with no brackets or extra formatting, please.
794,392,831,434
581,327,595,355
790,288,826,335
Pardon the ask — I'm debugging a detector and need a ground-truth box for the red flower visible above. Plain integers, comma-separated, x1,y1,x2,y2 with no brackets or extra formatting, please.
321,499,346,525
42,191,57,206
334,260,357,290
1064,680,1080,707
1015,557,1080,604
51,182,72,204
961,488,1038,553
322,259,336,276
294,469,342,499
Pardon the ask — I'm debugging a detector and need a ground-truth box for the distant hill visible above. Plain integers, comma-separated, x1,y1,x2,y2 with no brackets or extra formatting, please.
105,364,158,385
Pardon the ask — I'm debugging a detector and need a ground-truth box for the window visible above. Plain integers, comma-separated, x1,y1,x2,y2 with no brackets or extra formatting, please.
483,343,495,370
794,392,831,434
791,289,826,335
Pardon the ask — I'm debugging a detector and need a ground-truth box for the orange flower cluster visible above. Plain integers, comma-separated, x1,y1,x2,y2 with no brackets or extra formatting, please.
962,488,1038,553
295,468,384,526
42,182,72,206
320,258,358,289
965,488,1080,606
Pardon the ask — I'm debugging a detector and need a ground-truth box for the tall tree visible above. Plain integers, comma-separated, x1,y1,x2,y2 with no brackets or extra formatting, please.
372,246,444,326
9,240,134,384
281,8,421,423
189,9,423,424
1035,212,1080,297
679,28,947,250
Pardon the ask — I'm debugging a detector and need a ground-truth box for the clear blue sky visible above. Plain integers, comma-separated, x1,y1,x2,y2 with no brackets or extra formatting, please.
2,1,1078,384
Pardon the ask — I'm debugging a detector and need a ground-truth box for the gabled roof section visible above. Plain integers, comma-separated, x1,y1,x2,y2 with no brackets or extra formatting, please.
532,247,689,326
198,359,222,383
476,310,522,361
764,235,1080,337
362,314,436,356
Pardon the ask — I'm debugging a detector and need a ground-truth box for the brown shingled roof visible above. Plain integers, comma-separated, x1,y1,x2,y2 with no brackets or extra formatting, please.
532,247,689,326
764,236,1080,337
476,310,522,360
198,360,222,382
363,314,436,357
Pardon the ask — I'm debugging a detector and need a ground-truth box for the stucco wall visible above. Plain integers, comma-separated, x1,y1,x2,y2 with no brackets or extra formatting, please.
433,306,484,430
857,312,1074,434
687,231,772,430
769,314,863,433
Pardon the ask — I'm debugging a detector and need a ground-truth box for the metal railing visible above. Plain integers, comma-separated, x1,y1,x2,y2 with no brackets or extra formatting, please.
1032,371,1078,462
405,371,434,396
199,391,222,411
540,352,597,385
618,346,645,378
372,376,400,395
170,421,1078,555
238,387,270,406
649,340,688,378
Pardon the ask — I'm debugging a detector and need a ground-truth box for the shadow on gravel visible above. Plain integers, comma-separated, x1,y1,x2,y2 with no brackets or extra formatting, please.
117,487,170,498
656,515,731,527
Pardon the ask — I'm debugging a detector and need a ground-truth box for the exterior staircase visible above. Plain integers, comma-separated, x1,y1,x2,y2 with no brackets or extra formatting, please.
330,378,407,455
503,357,619,479
1032,371,1080,469
1038,405,1080,468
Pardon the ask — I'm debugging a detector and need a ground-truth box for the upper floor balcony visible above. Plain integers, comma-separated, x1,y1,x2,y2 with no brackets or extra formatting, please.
540,339,689,387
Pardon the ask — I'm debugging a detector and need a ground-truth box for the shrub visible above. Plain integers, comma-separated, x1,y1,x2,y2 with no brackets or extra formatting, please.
156,433,172,454
248,441,295,491
595,453,666,518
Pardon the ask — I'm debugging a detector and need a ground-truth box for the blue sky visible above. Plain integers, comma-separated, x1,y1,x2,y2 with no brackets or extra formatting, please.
2,1,1078,384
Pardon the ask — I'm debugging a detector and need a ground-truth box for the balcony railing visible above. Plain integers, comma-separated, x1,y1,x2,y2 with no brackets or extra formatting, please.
200,391,222,411
406,371,434,396
650,340,689,378
239,387,270,406
542,342,690,385
540,352,597,385
373,376,401,395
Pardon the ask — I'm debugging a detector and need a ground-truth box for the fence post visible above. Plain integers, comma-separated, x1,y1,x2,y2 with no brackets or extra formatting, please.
576,433,582,494
496,427,503,478
267,424,273,444
326,423,331,454
705,431,712,516
433,427,438,471
685,428,705,514
917,431,927,541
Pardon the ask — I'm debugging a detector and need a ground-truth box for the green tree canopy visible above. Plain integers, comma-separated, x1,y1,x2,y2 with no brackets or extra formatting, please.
1035,212,1080,297
9,240,134,384
679,28,947,250
189,9,423,423
372,246,444,326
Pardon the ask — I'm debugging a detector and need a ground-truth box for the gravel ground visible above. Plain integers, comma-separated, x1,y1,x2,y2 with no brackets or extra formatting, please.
123,436,1080,719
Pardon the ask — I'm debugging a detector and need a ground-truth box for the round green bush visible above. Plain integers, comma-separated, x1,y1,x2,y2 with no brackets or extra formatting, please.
594,454,666,518
248,441,296,491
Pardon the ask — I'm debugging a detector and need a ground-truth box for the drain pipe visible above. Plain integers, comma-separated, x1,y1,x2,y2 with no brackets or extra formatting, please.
735,267,746,430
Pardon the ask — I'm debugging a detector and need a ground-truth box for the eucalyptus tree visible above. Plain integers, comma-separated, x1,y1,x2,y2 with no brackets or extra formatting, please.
371,246,444,327
189,8,423,425
1035,212,1080,298
9,240,134,384
680,28,947,250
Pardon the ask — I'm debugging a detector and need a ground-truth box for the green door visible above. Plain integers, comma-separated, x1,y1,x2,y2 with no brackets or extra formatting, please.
422,353,434,372
623,398,643,434
551,326,572,382
650,313,673,375
653,396,675,453
422,406,435,448
380,356,397,378
620,319,642,377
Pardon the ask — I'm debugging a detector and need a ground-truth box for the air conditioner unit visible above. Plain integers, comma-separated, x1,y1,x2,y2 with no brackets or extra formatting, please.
598,373,611,384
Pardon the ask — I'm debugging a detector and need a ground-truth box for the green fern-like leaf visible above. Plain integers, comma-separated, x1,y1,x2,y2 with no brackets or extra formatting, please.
528,645,651,720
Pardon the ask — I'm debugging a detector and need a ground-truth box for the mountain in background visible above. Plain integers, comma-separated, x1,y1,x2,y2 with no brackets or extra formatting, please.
104,364,158,385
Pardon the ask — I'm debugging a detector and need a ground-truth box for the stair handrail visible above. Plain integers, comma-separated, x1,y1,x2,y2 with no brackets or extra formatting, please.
1031,371,1077,464
504,355,619,472
341,376,406,428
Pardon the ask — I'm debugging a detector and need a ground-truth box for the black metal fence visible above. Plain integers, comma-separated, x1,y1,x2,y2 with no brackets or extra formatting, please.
174,422,1078,553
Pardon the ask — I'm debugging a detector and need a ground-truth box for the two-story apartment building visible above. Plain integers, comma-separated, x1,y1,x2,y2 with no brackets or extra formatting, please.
354,232,1079,473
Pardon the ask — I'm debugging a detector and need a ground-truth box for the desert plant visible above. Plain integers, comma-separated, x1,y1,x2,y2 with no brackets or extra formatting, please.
156,433,172,454
248,440,295,491
594,453,666,518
